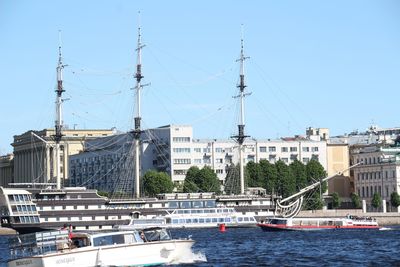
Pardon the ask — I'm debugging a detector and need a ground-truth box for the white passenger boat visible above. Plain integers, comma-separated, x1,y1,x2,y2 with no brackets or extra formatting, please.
8,227,194,267
115,207,257,230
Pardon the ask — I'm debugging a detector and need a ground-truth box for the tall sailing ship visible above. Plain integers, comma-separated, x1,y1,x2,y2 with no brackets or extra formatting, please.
0,26,275,234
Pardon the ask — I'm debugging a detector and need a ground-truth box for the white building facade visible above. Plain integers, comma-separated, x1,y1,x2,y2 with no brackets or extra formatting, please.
69,125,328,192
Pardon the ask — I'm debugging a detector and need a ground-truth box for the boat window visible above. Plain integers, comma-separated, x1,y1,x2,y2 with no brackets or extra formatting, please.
238,217,243,222
205,218,211,223
199,218,205,223
184,210,190,214
8,195,14,202
212,218,218,223
186,219,192,223
180,202,191,209
93,234,125,247
204,200,215,208
250,217,256,222
218,218,224,223
192,201,203,208
225,218,231,222
244,217,249,222
177,210,184,214
223,209,228,213
193,218,199,223
172,219,179,224
169,201,179,208
179,219,185,224
209,209,215,213
124,234,136,244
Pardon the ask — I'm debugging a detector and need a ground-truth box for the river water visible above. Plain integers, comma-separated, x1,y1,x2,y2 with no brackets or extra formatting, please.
1,227,400,266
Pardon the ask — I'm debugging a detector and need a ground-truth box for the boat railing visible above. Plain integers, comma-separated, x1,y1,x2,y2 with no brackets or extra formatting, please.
9,230,70,259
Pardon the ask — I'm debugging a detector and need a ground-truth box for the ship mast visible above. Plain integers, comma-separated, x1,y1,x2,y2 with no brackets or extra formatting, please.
132,14,147,198
54,31,66,190
232,26,250,194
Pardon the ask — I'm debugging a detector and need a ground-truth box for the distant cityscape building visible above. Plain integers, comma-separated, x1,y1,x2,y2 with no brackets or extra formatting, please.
10,128,116,186
69,125,328,193
351,144,400,211
0,154,13,187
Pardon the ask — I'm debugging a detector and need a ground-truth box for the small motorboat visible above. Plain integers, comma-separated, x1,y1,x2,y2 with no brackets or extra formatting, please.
8,227,194,267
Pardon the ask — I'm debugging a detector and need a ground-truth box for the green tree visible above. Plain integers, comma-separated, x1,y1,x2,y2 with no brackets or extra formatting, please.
275,160,295,198
306,160,327,193
246,161,263,188
331,192,341,209
197,166,221,193
307,196,324,210
371,193,382,209
289,160,307,191
351,193,361,208
183,166,221,193
390,192,400,208
142,170,174,197
183,166,201,193
259,160,277,194
304,160,327,210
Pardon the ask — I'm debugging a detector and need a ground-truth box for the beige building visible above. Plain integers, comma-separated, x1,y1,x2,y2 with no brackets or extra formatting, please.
326,143,351,197
12,128,116,186
0,154,14,187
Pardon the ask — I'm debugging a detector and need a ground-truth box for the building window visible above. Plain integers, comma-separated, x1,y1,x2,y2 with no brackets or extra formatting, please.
290,147,297,152
215,148,224,153
174,170,187,175
268,146,276,152
260,146,267,153
216,169,223,174
172,137,191,142
194,159,202,164
312,147,319,152
302,147,310,152
216,158,223,164
173,148,191,153
281,158,288,163
194,148,201,153
269,155,276,163
302,157,310,164
173,159,191,164
281,147,288,152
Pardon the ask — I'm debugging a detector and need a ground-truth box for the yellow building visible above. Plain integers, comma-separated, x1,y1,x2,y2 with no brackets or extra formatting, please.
326,143,351,197
11,128,115,186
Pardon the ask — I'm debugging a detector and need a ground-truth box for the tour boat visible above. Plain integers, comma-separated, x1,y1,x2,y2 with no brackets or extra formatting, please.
257,215,379,231
115,206,257,230
8,227,195,267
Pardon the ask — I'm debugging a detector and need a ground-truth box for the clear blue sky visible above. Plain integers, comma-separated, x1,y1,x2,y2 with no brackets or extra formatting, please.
1,0,400,154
